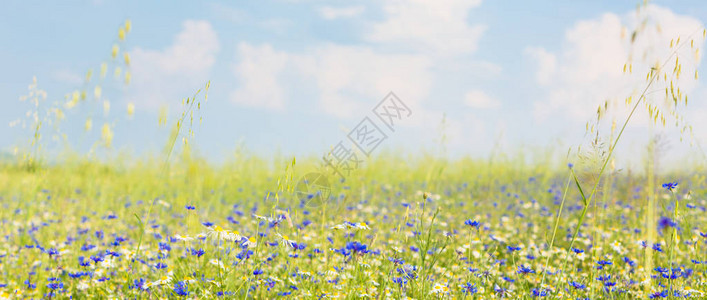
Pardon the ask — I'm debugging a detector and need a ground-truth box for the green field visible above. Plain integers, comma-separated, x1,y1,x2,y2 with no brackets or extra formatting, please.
1,147,706,299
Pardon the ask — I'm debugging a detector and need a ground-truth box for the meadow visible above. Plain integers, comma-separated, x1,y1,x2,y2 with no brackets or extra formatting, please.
2,7,707,300
2,143,707,299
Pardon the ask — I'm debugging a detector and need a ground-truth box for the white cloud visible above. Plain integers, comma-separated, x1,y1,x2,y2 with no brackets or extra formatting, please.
686,88,707,146
230,43,289,110
464,90,500,109
524,46,556,86
229,43,432,117
226,0,494,151
128,20,220,108
366,0,485,57
530,5,703,125
318,6,365,20
296,44,432,119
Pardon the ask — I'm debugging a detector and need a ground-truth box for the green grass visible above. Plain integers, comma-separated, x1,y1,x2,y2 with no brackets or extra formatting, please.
0,153,706,299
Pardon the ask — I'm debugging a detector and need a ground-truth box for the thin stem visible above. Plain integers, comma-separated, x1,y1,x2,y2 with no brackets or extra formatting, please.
217,238,224,295
540,171,572,286
560,30,700,282
667,189,679,299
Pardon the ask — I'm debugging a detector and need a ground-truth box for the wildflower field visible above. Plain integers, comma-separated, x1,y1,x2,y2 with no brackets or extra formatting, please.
2,147,707,299
3,2,707,300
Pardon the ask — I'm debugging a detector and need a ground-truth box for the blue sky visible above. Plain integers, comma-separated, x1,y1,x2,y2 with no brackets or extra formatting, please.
1,1,706,166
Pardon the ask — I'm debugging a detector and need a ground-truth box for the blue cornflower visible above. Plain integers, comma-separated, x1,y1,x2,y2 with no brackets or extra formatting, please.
461,282,477,294
131,278,146,290
658,217,676,230
90,255,104,264
652,243,664,252
623,256,636,267
47,281,64,290
391,277,407,288
388,257,405,265
45,247,60,257
346,241,368,254
159,242,171,252
597,260,612,266
173,281,188,297
110,236,127,246
572,247,584,254
532,288,549,297
292,242,306,250
236,249,254,260
494,285,508,296
332,247,350,257
517,265,535,274
24,279,36,290
662,182,678,191
649,290,668,299
185,205,195,210
78,256,90,267
253,269,264,276
661,269,682,280
507,245,522,252
202,221,214,227
396,265,418,279
69,272,90,279
569,281,586,290
155,262,168,269
464,219,480,228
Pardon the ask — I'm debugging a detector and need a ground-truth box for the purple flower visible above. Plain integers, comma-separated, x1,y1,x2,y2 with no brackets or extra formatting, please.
662,182,678,191
507,246,521,252
346,241,368,254
652,243,663,252
173,281,188,296
46,281,63,290
658,216,676,230
517,265,535,274
464,219,480,228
